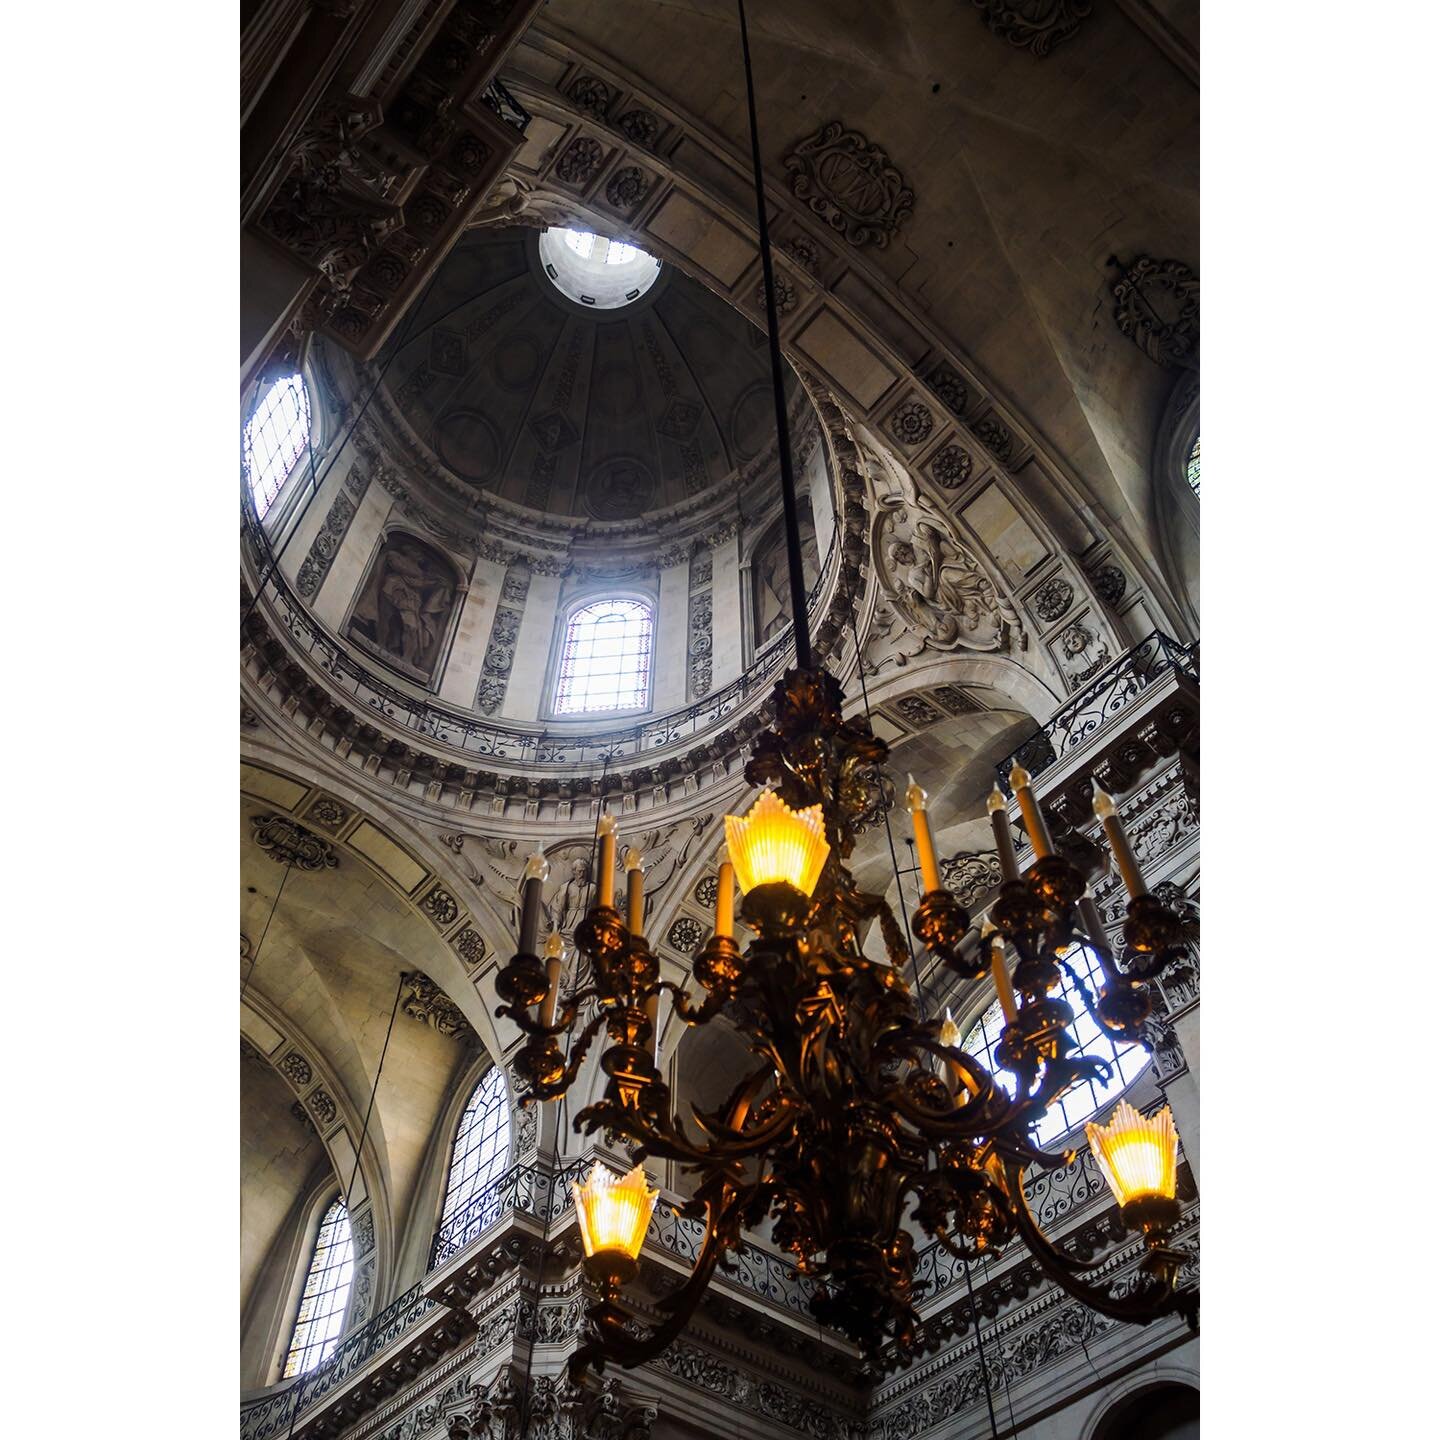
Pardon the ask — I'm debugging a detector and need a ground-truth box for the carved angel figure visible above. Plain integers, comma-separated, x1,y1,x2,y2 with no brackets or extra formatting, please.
886,522,1008,652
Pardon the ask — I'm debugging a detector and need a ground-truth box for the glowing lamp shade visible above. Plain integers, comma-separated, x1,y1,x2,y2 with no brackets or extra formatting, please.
572,1163,658,1261
723,789,830,898
1085,1101,1179,1208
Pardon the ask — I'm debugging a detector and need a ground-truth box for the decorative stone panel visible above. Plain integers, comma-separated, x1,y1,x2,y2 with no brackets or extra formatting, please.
476,563,530,714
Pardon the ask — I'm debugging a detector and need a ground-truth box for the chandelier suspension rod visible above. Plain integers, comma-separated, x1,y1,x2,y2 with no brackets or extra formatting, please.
737,0,812,672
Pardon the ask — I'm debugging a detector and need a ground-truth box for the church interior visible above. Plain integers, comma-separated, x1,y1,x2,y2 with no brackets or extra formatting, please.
238,3,1203,1436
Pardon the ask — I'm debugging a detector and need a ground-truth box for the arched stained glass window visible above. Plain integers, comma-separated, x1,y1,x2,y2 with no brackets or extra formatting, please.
282,1197,353,1378
245,373,311,520
440,1068,512,1231
553,599,654,715
1185,434,1200,497
963,945,1151,1147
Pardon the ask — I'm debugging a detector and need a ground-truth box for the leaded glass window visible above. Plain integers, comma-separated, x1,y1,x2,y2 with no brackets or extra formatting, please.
440,1068,512,1230
282,1197,353,1378
245,374,311,520
1185,434,1200,497
962,945,1151,1147
553,599,654,715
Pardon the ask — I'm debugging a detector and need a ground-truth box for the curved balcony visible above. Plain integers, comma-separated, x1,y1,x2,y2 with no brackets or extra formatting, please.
241,491,851,818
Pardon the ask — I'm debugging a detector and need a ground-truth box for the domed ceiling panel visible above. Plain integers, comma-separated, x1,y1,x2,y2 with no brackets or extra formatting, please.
379,228,797,517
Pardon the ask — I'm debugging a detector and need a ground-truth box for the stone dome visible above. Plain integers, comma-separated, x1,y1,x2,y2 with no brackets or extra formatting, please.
372,225,803,521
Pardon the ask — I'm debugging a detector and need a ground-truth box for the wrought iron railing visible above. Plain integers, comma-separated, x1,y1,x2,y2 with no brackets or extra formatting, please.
240,1280,439,1440
428,1157,817,1313
242,1148,1127,1439
909,1148,1111,1302
242,502,838,774
995,631,1198,792
482,78,530,134
428,1157,590,1267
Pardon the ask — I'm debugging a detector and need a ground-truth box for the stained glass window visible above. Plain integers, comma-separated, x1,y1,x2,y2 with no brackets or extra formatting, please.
245,373,311,519
1185,434,1200,497
281,1197,353,1378
440,1067,512,1229
962,944,1151,1147
553,599,654,715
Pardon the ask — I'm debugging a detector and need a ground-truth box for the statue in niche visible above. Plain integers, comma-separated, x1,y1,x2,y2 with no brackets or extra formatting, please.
349,532,458,680
549,855,597,938
754,503,819,645
873,498,1018,661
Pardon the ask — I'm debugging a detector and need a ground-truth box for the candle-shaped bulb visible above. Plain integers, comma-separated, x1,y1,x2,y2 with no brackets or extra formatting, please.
714,844,735,939
938,1008,961,1048
624,849,646,936
1092,782,1116,820
540,932,565,1027
980,917,996,939
987,784,1007,814
1009,760,1032,791
596,813,618,910
523,852,550,882
906,773,943,894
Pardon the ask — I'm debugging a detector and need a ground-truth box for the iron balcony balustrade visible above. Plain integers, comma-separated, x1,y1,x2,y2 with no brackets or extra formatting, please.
995,631,1199,794
240,501,840,776
240,1131,1188,1440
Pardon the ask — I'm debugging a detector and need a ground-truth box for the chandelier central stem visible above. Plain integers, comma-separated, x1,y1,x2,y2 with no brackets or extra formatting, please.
737,0,812,672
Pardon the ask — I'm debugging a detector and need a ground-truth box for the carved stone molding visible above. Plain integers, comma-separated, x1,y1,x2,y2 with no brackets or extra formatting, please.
972,1,1093,57
1109,254,1200,369
784,122,914,249
250,813,340,870
939,850,1004,909
1032,574,1074,623
400,972,477,1041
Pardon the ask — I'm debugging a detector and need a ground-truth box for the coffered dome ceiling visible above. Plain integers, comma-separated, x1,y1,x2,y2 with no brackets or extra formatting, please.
373,226,802,521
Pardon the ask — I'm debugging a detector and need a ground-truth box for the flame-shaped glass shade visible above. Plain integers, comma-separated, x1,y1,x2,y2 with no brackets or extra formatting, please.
572,1163,658,1261
723,789,830,897
1085,1101,1179,1207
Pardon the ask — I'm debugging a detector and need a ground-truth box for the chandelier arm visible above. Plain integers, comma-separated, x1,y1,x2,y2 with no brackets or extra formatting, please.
1005,1161,1196,1326
655,977,727,1026
570,1186,748,1377
497,984,604,1039
519,1005,611,1103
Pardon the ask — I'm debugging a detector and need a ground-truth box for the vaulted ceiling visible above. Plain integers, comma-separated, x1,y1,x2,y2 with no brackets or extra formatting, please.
534,0,1198,562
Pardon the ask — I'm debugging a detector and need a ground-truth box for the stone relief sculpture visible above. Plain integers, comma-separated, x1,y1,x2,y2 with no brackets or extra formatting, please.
871,496,1017,662
754,505,819,645
349,531,460,681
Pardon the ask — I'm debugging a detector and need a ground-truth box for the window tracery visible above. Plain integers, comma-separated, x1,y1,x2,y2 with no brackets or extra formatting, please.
962,944,1150,1146
245,374,311,520
282,1196,353,1378
1185,434,1200,497
552,598,654,715
440,1067,512,1227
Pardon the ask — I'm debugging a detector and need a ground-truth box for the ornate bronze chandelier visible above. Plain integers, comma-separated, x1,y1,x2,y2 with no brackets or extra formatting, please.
493,0,1199,1378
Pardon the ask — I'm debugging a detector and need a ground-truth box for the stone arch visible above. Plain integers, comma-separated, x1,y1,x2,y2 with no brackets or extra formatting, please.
501,36,1192,641
241,737,532,1318
1079,1364,1201,1440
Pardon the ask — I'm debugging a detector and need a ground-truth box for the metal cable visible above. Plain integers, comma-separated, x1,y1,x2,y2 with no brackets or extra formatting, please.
843,608,929,1015
963,1254,1003,1440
